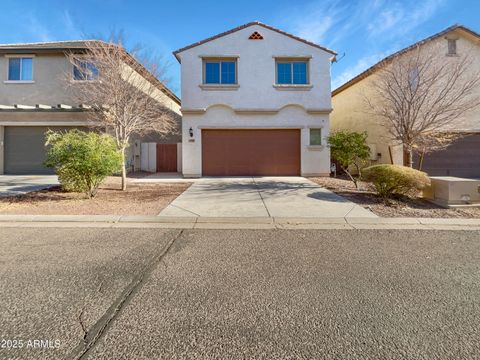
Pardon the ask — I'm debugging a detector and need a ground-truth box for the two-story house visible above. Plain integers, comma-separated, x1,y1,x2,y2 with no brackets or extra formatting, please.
0,40,181,175
173,22,336,177
331,25,480,178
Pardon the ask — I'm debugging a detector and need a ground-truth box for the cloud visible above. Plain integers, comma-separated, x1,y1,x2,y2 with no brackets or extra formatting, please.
367,6,404,35
26,14,52,42
62,10,83,39
367,0,445,38
280,0,445,50
327,0,446,89
279,0,350,46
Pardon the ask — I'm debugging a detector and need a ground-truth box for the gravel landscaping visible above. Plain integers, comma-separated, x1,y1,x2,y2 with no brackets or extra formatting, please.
309,176,480,218
0,176,191,215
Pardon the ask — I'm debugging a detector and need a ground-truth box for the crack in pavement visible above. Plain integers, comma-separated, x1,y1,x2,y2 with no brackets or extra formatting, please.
252,177,272,218
170,204,201,217
78,307,88,343
343,204,357,218
66,229,184,360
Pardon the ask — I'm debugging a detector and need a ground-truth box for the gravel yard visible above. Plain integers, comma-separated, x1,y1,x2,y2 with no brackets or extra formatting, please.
309,176,480,218
0,176,191,215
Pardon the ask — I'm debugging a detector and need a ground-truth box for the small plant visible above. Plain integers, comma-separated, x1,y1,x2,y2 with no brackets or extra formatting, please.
327,130,371,188
361,164,430,200
45,130,123,198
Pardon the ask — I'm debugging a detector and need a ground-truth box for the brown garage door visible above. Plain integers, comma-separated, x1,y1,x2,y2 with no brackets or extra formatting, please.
202,129,300,176
413,133,480,178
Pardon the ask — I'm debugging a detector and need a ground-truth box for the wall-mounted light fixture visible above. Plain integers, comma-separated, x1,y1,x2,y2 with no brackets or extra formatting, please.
189,127,193,138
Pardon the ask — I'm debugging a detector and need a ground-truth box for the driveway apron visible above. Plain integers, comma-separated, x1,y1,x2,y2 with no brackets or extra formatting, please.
159,176,376,218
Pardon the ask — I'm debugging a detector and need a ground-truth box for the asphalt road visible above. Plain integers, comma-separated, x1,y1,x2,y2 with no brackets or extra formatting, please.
1,228,479,359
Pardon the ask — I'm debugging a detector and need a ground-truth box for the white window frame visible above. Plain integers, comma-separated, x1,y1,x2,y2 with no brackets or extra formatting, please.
309,127,322,146
4,54,35,83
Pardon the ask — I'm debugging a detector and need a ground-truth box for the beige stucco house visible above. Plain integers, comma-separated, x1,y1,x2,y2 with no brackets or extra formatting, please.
174,22,336,177
0,40,181,174
331,25,480,178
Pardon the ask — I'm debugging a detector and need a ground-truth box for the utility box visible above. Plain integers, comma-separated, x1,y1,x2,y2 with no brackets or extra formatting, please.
424,176,480,207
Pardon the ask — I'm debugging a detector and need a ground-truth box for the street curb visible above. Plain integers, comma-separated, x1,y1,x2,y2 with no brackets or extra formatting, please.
0,215,479,230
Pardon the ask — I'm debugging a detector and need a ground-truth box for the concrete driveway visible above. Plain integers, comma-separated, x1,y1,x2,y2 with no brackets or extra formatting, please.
0,175,58,197
159,176,376,218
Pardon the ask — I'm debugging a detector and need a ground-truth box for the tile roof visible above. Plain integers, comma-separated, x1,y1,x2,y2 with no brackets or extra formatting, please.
0,40,104,50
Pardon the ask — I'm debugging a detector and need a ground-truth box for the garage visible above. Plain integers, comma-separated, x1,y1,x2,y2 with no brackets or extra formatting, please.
413,133,480,178
4,126,80,174
202,129,301,176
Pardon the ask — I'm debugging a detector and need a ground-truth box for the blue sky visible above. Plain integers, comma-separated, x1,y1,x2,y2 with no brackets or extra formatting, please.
0,0,478,96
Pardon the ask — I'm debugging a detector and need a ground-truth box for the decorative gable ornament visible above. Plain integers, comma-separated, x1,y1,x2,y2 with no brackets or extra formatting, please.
248,31,264,40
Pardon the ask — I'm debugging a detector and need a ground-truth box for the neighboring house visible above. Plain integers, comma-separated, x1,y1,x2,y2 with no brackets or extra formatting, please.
173,21,336,177
0,40,181,175
331,25,480,178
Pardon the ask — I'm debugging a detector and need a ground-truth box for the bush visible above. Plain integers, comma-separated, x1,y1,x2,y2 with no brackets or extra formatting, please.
327,130,370,188
45,130,123,198
361,164,430,199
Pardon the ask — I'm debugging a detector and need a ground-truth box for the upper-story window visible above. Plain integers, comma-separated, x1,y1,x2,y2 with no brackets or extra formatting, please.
276,60,309,85
8,57,33,81
203,59,237,84
73,60,99,81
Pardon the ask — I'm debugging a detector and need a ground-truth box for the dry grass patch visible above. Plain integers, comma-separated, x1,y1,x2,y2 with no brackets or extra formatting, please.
309,176,480,218
0,176,191,216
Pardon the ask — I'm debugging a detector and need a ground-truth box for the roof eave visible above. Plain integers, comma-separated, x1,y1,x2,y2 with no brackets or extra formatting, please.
172,21,337,61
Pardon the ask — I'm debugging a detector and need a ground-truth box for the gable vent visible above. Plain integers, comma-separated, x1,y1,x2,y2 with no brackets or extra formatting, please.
249,31,264,40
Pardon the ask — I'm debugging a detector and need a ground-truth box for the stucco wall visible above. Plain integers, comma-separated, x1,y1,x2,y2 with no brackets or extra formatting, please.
0,54,75,105
331,77,403,164
182,106,330,177
0,52,181,115
178,24,333,111
331,28,480,166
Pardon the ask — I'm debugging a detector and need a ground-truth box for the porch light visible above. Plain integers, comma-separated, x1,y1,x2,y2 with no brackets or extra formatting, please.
189,127,193,138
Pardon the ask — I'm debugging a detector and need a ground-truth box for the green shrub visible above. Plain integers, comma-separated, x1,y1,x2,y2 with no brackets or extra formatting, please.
45,130,123,198
327,130,370,188
361,164,430,199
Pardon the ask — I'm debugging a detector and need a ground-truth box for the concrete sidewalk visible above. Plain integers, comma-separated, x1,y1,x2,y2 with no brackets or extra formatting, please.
159,177,376,218
0,214,479,230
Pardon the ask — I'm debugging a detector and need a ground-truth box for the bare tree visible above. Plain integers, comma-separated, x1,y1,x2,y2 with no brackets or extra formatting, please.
366,45,480,167
65,39,177,190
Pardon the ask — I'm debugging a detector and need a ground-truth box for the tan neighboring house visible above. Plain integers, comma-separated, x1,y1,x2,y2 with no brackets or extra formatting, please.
0,40,181,175
331,25,480,178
